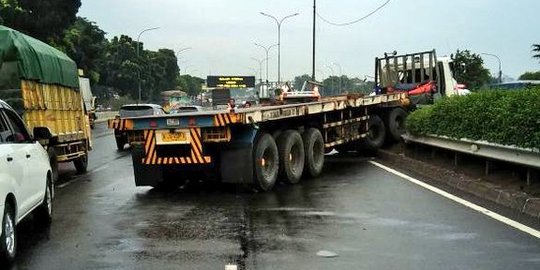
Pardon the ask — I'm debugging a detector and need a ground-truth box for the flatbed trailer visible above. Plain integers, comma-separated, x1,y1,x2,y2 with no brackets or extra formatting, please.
121,92,408,190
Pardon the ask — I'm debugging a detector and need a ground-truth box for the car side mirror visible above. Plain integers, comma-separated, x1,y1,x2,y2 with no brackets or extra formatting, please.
33,127,53,140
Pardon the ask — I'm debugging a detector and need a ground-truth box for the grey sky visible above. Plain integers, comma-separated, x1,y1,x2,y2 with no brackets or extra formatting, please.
79,0,540,81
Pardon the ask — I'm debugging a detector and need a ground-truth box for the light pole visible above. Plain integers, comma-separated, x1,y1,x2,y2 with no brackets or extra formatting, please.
136,27,159,104
251,57,264,92
260,12,299,84
325,65,335,95
332,62,342,94
254,42,278,84
481,52,502,83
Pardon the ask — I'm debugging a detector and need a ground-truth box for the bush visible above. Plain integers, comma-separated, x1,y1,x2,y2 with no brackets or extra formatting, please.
406,88,540,149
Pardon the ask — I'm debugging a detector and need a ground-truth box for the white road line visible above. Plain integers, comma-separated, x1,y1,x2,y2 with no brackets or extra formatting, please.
369,161,540,239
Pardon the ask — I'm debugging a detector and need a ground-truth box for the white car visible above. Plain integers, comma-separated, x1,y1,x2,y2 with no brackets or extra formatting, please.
0,100,53,264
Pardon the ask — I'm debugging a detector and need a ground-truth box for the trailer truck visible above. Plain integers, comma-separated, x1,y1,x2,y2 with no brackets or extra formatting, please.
117,90,408,190
0,25,92,182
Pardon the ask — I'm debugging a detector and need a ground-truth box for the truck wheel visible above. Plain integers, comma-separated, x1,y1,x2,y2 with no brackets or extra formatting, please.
385,107,408,141
115,137,126,151
47,147,59,183
361,114,386,151
277,130,305,184
0,202,16,265
253,133,279,191
303,128,324,178
74,152,88,174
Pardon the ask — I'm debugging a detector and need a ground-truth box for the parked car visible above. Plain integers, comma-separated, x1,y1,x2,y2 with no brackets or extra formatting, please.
0,100,53,264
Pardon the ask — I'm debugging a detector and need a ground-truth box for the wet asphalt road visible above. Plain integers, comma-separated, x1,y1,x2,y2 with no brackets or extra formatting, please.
9,122,540,270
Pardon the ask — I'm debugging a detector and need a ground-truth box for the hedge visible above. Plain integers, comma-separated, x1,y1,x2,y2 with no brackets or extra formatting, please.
406,88,540,149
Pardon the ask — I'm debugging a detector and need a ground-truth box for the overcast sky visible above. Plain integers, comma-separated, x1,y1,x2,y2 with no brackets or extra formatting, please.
79,0,540,81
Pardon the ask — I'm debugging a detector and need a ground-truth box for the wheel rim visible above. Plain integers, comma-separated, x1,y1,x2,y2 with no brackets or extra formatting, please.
369,126,379,140
290,143,301,174
4,212,15,256
261,148,275,182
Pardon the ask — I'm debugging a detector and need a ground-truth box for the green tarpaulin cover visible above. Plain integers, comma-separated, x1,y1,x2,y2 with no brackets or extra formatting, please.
0,25,79,89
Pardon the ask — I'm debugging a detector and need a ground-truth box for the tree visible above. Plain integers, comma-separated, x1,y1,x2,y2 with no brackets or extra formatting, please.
58,17,107,84
177,75,204,97
519,71,540,80
453,49,491,89
0,0,81,43
98,35,140,98
533,44,540,63
293,74,312,90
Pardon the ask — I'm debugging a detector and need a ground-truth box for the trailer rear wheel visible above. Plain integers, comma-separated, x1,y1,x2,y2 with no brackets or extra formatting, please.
115,137,126,151
385,107,408,141
303,128,324,178
361,114,386,151
278,130,305,184
74,152,88,174
253,133,279,191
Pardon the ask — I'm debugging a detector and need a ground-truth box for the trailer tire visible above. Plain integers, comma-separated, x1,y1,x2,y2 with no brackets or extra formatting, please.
302,128,324,178
115,137,126,151
361,114,386,151
253,133,279,191
47,147,59,183
385,107,408,141
74,152,88,174
277,130,305,184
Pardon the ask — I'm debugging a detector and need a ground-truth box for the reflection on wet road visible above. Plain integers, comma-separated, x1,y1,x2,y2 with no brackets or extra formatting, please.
12,123,540,269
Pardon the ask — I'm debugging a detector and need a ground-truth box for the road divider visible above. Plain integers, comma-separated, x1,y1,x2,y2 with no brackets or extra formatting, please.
95,111,118,123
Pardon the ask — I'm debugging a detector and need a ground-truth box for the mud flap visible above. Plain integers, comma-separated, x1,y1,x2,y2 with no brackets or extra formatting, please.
131,145,162,187
220,145,253,184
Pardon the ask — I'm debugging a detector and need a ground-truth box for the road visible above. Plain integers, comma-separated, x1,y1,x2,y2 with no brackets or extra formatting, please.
10,122,540,270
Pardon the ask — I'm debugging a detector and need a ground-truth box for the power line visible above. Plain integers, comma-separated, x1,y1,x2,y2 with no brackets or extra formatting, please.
316,0,391,26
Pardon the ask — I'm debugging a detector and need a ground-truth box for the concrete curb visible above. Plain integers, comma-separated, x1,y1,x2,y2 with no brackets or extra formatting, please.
377,149,540,220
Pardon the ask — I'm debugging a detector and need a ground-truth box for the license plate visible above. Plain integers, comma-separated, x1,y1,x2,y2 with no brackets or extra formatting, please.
157,130,190,144
167,118,180,126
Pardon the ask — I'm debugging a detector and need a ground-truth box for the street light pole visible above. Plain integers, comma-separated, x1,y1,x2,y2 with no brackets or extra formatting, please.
260,12,299,84
332,62,342,94
251,57,264,91
136,27,160,104
481,52,502,83
312,0,316,81
254,42,278,84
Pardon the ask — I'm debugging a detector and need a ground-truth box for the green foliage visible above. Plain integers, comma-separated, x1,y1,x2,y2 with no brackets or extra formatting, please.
453,49,491,89
177,75,204,97
406,88,540,149
319,75,374,95
0,0,81,43
519,71,540,80
57,17,107,84
110,95,137,111
293,74,312,90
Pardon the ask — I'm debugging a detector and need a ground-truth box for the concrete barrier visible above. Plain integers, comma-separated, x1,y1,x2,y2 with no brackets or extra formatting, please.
95,111,119,123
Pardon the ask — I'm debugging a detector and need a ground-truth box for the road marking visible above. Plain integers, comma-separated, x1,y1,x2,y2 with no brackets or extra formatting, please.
369,161,540,239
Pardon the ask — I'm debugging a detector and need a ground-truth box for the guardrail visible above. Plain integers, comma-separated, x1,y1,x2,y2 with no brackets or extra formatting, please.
402,133,540,184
